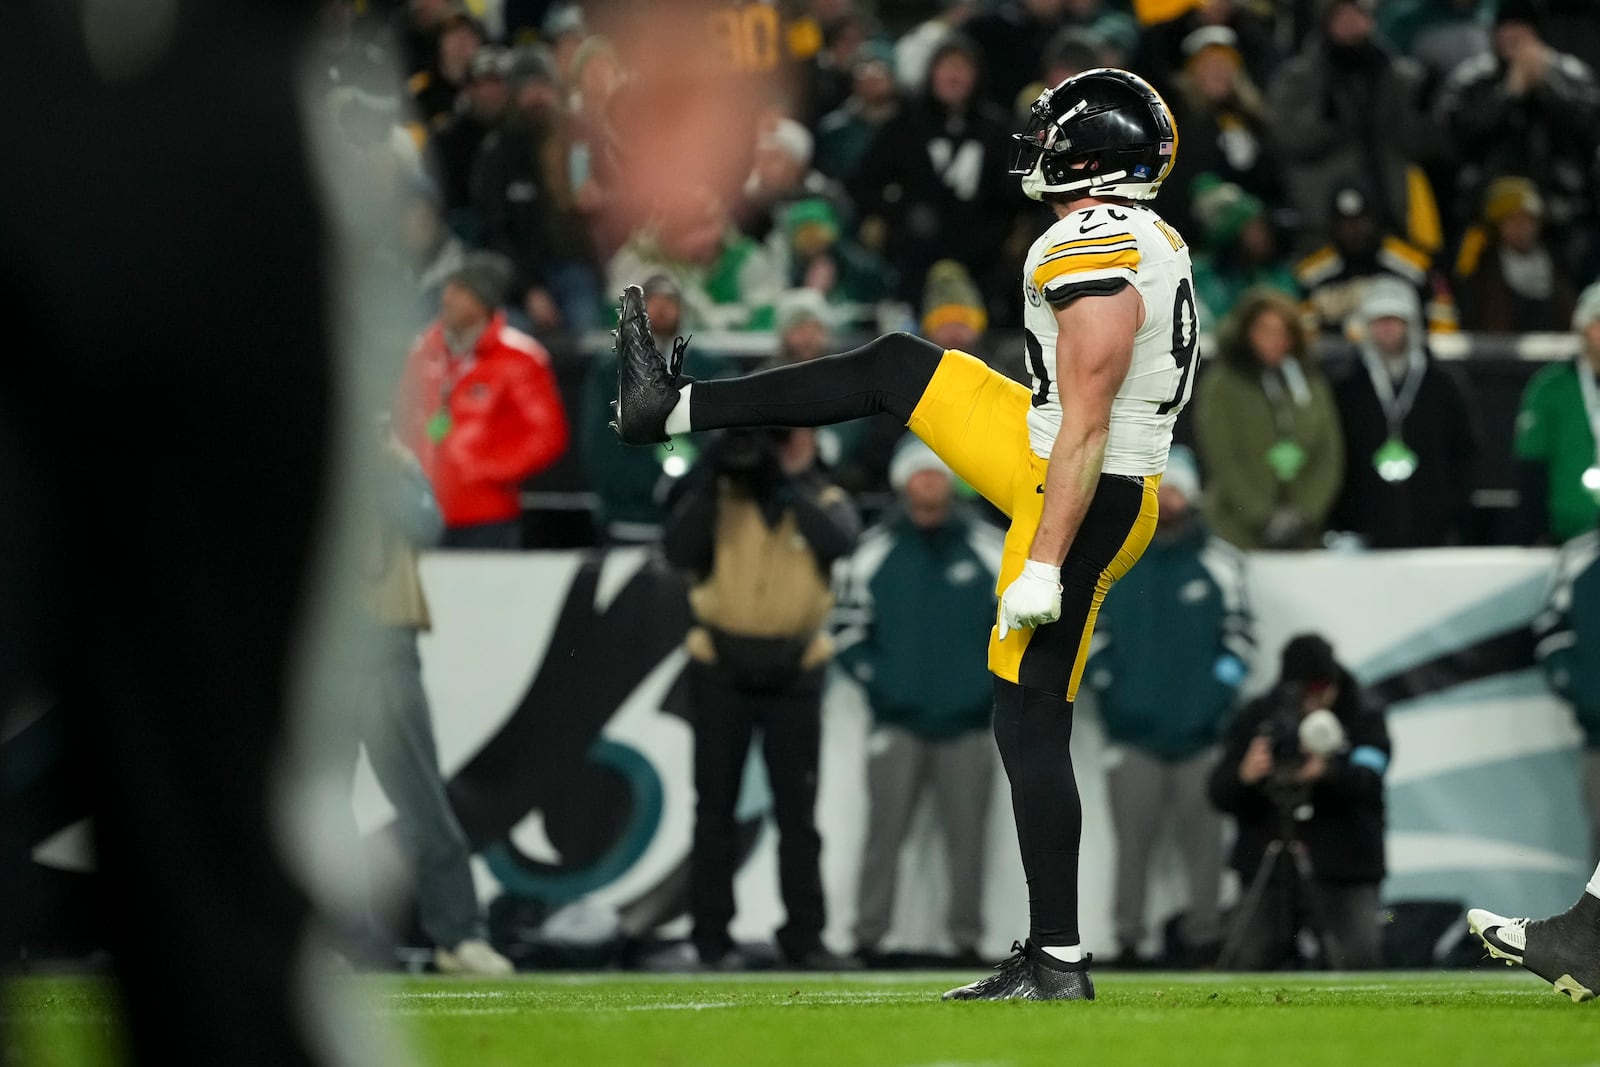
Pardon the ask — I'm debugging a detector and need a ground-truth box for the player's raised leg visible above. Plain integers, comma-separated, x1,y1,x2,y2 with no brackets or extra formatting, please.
611,284,1032,512
611,284,942,447
1468,864,1600,1003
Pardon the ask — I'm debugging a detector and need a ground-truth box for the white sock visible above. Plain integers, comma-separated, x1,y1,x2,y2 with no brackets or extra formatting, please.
1041,944,1083,964
664,384,694,436
1586,861,1600,900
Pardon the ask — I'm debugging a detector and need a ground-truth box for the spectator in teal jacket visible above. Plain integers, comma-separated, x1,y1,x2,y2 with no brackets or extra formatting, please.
1536,527,1600,863
833,438,1004,964
1085,447,1254,966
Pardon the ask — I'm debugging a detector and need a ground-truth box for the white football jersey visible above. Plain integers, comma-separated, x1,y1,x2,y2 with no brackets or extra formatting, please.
1021,203,1198,475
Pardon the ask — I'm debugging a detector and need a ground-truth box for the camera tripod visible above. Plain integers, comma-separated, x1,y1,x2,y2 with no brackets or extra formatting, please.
1215,792,1344,970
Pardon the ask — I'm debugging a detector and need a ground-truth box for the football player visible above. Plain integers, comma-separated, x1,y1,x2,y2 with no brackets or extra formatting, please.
613,68,1196,1000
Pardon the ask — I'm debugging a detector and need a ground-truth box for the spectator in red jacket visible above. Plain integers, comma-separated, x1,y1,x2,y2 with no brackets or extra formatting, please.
394,251,570,548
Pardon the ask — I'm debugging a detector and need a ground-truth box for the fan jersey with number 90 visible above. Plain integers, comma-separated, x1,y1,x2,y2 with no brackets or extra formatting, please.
1020,203,1198,476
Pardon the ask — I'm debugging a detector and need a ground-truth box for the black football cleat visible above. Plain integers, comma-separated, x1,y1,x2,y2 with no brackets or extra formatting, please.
942,941,1032,1000
610,283,690,445
1016,945,1095,1002
1469,895,1600,1003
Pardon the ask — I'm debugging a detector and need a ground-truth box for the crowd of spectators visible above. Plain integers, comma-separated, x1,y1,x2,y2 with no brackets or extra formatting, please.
320,0,1600,554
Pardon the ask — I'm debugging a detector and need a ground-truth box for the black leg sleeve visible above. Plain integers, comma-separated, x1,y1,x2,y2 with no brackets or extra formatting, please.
992,678,1083,947
690,332,943,431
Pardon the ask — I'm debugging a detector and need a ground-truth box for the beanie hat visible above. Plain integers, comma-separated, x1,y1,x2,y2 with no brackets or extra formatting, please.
920,259,988,337
853,38,897,75
1482,176,1544,224
447,250,514,309
1162,444,1201,503
1191,174,1265,250
1182,25,1243,69
642,273,682,301
1495,0,1545,30
783,197,841,250
759,117,814,168
1281,634,1339,685
775,287,833,334
1357,274,1421,325
889,436,953,493
1574,281,1600,333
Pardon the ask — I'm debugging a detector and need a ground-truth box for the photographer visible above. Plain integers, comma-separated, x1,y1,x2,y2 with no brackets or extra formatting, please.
1208,634,1391,970
662,426,861,969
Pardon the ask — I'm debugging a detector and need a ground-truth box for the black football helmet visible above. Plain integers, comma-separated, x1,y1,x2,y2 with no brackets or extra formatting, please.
1009,68,1178,203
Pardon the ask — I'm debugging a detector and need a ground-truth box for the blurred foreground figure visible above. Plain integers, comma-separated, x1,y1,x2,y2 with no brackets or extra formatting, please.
0,3,335,1064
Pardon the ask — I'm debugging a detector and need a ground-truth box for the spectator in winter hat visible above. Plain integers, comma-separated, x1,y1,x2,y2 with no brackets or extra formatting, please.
1455,176,1579,333
392,250,570,548
1189,175,1298,327
920,259,989,354
1327,276,1480,548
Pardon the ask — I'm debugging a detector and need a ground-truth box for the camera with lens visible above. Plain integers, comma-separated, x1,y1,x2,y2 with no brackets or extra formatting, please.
1257,681,1307,763
712,428,791,494
1256,680,1310,801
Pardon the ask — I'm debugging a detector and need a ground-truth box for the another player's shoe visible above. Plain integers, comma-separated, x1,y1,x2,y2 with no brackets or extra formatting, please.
1468,894,1600,1003
611,283,690,445
942,941,1095,1001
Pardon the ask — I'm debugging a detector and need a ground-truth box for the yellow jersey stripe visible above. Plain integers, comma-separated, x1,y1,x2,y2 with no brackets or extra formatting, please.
1033,247,1141,291
1045,232,1138,256
1038,240,1139,265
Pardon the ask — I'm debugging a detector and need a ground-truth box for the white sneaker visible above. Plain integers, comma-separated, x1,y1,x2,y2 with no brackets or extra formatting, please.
435,939,515,977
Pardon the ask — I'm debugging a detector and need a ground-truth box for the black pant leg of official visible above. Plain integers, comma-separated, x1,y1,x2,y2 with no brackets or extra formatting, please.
757,668,827,960
688,662,758,959
0,6,333,1064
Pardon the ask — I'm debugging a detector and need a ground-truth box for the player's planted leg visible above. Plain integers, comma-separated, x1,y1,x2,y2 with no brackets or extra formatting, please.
1469,892,1600,1003
943,680,1096,1002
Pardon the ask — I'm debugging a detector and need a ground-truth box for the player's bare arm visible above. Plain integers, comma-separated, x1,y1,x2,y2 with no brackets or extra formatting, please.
1029,284,1142,566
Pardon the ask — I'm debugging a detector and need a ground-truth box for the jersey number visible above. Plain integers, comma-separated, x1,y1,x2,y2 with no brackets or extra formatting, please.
1158,278,1198,416
1024,328,1050,408
711,4,781,72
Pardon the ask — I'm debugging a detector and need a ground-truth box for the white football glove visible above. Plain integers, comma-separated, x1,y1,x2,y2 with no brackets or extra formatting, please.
998,560,1063,640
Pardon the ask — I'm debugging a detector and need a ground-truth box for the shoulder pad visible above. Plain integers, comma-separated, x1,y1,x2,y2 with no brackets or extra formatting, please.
1378,236,1431,281
1295,246,1342,287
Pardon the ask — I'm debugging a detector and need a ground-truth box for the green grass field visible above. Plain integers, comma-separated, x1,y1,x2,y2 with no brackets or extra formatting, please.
8,969,1595,1067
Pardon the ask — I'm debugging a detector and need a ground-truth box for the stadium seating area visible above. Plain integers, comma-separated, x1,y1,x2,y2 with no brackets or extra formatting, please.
328,0,1600,549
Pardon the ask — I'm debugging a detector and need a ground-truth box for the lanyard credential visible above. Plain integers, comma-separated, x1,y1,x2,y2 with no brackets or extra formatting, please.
1363,346,1426,483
